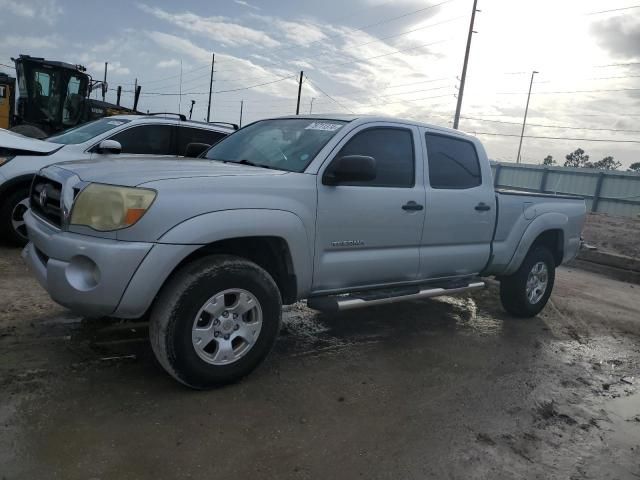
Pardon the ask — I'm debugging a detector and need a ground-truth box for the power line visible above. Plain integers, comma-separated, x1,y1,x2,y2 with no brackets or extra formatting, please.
495,87,640,95
474,132,640,144
0,62,15,69
585,4,640,15
304,76,355,113
124,74,296,96
271,15,465,71
267,0,459,58
461,115,640,133
313,37,454,70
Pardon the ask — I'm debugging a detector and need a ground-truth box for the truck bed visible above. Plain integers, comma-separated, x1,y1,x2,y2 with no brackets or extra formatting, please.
485,189,586,276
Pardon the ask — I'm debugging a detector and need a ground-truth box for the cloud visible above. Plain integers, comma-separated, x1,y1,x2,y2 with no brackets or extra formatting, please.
138,4,280,48
0,0,62,25
273,19,327,47
591,17,640,60
157,59,180,68
146,31,211,63
233,0,260,10
0,34,60,49
87,61,130,76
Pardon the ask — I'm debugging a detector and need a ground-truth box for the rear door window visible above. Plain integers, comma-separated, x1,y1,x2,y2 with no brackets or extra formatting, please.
425,133,482,189
176,127,227,156
109,124,176,155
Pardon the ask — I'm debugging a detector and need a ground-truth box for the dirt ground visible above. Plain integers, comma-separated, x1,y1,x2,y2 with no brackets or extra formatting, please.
582,213,640,259
1,245,639,480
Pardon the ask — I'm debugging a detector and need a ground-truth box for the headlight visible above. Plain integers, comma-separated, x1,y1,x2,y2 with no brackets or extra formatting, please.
70,184,156,231
0,155,15,167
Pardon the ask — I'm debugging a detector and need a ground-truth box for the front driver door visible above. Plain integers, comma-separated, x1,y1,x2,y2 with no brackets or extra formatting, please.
313,123,425,293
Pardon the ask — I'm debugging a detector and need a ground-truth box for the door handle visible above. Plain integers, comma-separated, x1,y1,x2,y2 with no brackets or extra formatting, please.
475,202,491,211
402,201,424,211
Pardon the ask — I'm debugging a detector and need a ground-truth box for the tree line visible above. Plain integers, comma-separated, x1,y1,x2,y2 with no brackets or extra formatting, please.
542,149,639,172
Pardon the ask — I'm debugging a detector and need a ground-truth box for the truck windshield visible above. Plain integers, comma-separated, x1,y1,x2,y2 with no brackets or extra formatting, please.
47,118,131,144
204,118,347,172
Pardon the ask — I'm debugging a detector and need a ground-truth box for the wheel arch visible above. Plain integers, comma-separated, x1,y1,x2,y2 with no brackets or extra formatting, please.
114,209,313,319
0,174,34,201
503,212,568,275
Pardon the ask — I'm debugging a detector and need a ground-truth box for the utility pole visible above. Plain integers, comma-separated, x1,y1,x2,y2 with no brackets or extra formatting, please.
178,59,183,114
310,97,315,114
516,70,538,164
296,71,303,115
453,0,479,130
207,52,215,122
239,100,244,127
102,62,108,102
189,100,195,120
116,86,121,106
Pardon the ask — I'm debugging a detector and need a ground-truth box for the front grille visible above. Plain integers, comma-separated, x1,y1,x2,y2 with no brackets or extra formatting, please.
31,175,63,228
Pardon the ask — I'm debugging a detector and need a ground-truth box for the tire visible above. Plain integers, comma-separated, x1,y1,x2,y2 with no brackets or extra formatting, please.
0,187,31,247
9,124,48,139
149,254,282,389
499,246,556,318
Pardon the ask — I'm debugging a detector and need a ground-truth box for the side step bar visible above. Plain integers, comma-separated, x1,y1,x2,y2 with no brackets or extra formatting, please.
307,281,486,312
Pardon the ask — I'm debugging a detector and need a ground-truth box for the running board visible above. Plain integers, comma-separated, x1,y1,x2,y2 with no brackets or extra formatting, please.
307,281,486,312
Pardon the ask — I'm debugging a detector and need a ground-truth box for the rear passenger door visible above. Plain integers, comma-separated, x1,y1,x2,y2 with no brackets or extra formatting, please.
313,123,425,293
176,126,227,157
418,130,495,279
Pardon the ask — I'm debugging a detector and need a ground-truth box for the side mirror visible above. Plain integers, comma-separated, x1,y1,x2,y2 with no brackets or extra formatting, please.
96,139,122,155
323,155,376,186
184,142,211,158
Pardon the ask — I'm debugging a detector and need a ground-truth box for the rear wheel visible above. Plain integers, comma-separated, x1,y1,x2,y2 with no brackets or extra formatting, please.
149,255,282,389
499,246,555,318
0,187,30,246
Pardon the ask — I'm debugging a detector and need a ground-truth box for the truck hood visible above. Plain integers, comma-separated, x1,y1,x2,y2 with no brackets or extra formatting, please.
0,128,62,154
52,157,287,186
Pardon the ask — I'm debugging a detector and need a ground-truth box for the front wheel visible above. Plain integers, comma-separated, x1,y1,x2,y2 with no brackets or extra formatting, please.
149,255,282,389
0,187,31,246
499,246,556,318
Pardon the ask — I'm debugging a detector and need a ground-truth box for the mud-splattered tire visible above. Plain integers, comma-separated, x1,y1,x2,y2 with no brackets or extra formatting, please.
149,255,282,389
499,246,555,318
0,187,31,246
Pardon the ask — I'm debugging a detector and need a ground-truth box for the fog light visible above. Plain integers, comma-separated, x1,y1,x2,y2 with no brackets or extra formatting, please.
66,256,100,291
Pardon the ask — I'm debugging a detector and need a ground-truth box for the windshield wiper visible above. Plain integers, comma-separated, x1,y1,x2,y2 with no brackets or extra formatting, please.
234,159,273,170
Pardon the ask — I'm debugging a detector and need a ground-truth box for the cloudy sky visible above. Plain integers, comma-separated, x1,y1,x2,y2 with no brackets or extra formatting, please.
0,0,638,167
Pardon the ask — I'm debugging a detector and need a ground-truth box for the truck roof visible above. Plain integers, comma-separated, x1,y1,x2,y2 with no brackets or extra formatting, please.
268,114,476,140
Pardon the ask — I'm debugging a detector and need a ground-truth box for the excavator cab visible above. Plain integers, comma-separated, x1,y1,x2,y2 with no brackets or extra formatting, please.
13,55,90,137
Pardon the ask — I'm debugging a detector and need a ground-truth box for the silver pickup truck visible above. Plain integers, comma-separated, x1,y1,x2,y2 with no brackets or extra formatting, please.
22,115,586,388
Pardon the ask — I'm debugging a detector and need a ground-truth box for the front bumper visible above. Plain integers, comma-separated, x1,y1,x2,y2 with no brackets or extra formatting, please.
22,210,153,317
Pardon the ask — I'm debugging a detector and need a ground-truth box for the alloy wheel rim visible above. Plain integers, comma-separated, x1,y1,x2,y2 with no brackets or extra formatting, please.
10,198,30,240
526,261,548,305
191,288,263,366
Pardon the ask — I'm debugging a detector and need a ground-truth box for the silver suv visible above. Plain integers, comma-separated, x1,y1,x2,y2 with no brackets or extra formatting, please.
0,114,234,244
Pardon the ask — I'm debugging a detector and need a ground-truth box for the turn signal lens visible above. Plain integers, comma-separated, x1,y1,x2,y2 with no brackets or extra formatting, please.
70,184,156,231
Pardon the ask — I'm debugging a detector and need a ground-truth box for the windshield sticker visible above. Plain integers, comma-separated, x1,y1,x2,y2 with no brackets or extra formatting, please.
107,121,125,126
305,122,343,132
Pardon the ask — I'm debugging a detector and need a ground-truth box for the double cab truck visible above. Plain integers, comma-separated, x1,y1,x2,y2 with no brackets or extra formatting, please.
22,115,586,388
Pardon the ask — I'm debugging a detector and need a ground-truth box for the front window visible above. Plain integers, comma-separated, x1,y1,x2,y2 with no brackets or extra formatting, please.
204,118,347,172
47,118,131,145
62,75,84,127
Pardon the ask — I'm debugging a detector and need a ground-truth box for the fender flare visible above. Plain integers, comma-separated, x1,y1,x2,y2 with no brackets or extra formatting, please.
503,212,568,275
115,209,314,319
158,209,314,292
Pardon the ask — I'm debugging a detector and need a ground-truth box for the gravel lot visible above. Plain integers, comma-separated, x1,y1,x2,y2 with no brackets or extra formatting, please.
1,244,639,479
582,213,640,259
